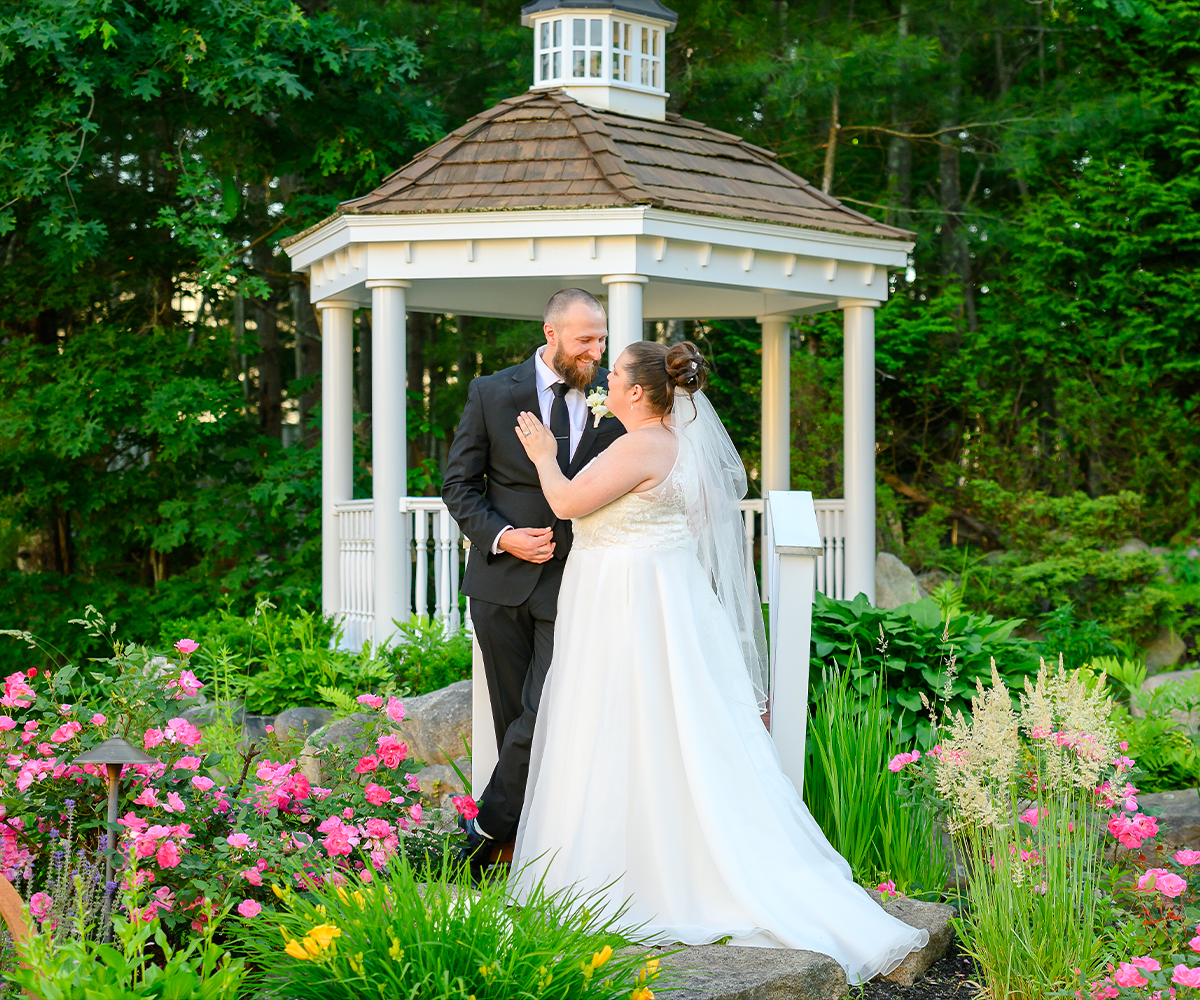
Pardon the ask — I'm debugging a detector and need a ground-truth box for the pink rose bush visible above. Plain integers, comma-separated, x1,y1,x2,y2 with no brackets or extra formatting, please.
0,611,439,947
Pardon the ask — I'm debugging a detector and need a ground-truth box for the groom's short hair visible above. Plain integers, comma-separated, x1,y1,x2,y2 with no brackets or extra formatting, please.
544,288,606,329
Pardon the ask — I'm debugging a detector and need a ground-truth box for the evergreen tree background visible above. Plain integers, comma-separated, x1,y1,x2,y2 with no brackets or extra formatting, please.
0,0,1196,660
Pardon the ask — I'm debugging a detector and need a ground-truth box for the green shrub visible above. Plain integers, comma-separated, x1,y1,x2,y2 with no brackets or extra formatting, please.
238,855,666,1000
810,592,1040,744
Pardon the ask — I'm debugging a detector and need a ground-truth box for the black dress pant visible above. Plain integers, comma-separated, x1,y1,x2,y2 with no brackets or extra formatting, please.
471,557,565,841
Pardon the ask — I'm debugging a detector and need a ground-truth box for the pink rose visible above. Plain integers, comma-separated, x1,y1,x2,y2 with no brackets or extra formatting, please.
90,713,106,726
191,775,215,792
405,774,420,792
163,792,186,814
1176,850,1200,867
1138,869,1187,898
242,868,263,886
365,818,393,838
226,833,253,850
156,840,182,869
453,796,479,821
28,891,52,921
0,716,14,732
887,750,920,773
385,697,405,724
163,718,203,748
1019,806,1046,828
356,694,384,709
174,756,202,771
409,803,423,824
167,670,204,699
354,755,379,774
322,827,353,857
376,735,408,769
1131,957,1161,971
143,728,164,750
1114,964,1149,988
133,787,159,808
236,899,261,919
173,638,199,655
1174,965,1200,987
364,783,391,806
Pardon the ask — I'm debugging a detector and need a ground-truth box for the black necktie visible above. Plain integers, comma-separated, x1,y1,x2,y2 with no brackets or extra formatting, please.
550,382,571,473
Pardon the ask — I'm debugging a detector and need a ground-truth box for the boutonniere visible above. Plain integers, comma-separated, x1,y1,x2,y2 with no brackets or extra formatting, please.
585,387,612,428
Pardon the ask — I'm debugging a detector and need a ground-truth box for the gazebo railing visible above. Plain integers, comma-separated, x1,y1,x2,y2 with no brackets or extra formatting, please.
334,495,846,645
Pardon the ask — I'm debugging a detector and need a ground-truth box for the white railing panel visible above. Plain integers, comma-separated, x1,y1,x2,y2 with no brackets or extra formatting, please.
334,495,846,645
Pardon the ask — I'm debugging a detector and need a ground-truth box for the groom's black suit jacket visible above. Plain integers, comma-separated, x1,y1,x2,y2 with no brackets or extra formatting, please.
442,354,626,607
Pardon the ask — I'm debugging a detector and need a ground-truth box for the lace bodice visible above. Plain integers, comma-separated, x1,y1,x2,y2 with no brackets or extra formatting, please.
570,449,698,551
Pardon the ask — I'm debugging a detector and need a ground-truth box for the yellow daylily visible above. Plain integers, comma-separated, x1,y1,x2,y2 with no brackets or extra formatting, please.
308,923,342,950
591,945,613,969
284,938,308,961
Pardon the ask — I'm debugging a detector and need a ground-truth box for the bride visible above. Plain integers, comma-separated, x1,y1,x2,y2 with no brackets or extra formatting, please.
507,340,927,983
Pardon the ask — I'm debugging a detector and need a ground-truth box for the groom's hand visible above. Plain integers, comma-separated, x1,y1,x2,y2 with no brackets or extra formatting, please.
499,526,556,563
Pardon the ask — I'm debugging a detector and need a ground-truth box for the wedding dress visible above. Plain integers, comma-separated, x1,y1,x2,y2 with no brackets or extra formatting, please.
509,400,928,985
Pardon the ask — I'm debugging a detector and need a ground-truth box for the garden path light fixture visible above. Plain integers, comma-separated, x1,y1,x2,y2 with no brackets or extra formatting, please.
71,737,157,942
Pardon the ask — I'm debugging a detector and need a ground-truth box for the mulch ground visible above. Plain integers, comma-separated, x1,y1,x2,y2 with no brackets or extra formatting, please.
858,942,983,1000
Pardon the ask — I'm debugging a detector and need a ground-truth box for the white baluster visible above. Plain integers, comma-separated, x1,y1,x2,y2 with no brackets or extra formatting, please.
450,520,462,632
414,509,429,621
435,508,452,630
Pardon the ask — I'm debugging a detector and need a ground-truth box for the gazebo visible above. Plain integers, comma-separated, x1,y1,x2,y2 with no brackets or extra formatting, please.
281,0,913,649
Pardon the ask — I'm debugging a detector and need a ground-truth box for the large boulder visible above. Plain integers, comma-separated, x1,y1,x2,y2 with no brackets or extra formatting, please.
412,761,472,812
1118,537,1151,554
401,680,473,767
875,552,921,610
650,944,847,1000
866,889,957,986
1135,668,1200,729
274,706,337,741
1145,628,1188,675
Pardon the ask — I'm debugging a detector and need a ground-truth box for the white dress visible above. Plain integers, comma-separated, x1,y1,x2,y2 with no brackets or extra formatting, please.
510,449,929,984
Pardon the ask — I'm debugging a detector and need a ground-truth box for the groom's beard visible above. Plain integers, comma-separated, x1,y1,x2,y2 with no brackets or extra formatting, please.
552,344,599,391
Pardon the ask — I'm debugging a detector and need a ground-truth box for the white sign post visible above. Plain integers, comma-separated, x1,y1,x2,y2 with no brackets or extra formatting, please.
766,490,822,795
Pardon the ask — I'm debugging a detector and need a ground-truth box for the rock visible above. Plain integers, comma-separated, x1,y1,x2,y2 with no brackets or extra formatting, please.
412,761,472,811
875,552,922,611
401,680,473,766
1139,789,1200,851
1145,628,1187,674
308,712,371,750
866,890,957,986
241,715,275,746
1150,546,1170,557
1118,537,1151,554
274,706,337,740
914,568,953,597
181,699,245,727
650,944,847,1000
1134,668,1200,729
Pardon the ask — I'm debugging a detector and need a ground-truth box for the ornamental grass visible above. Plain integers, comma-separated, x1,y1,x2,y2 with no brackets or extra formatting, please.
238,853,667,1000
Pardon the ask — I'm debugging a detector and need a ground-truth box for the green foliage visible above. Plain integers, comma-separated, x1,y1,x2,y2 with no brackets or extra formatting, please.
1111,673,1200,792
810,592,1041,744
10,901,246,1000
238,854,665,1000
804,663,950,895
379,615,473,697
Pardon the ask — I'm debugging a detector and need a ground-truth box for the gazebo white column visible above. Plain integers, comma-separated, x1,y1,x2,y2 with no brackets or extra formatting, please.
601,274,647,366
316,299,357,618
367,280,411,647
840,298,879,604
759,315,792,493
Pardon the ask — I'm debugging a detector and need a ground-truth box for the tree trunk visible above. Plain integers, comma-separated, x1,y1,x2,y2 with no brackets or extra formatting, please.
821,87,839,195
253,245,282,440
886,2,912,229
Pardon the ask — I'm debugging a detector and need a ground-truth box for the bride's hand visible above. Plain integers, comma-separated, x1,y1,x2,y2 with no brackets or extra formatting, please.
515,411,558,465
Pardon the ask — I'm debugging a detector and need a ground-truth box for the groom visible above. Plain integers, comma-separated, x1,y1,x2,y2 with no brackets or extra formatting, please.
442,288,625,864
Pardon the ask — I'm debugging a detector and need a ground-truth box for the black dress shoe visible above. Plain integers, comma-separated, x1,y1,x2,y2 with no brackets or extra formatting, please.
455,815,496,884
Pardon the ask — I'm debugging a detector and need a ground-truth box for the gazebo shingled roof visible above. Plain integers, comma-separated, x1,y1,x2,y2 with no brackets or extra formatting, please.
285,90,909,245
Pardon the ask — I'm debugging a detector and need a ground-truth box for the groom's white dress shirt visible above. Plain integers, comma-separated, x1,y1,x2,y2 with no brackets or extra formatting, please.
491,345,589,555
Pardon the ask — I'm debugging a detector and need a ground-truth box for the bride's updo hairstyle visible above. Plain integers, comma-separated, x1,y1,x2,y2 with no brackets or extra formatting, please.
623,341,708,417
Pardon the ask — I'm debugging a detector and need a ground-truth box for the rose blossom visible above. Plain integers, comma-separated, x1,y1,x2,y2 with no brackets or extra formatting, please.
90,713,106,726
242,868,263,886
887,750,920,772
143,728,164,750
173,638,199,655
354,755,379,774
409,803,423,824
191,776,215,792
322,827,354,857
236,899,261,919
226,833,253,850
1019,806,1047,828
133,788,159,808
28,892,52,921
364,783,391,806
163,792,186,814
376,735,408,768
1114,964,1149,988
453,796,479,821
1137,869,1187,898
173,756,202,771
1174,965,1200,987
1176,850,1200,867
356,694,384,709
1131,957,1162,971
156,840,182,869
385,696,405,724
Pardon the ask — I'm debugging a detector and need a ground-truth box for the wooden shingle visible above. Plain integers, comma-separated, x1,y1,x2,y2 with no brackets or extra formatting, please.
324,90,910,241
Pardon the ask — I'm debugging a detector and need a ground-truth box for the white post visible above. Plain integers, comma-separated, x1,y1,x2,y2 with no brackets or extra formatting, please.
367,280,410,648
767,490,822,794
601,274,647,367
316,299,357,620
759,314,792,494
840,298,878,604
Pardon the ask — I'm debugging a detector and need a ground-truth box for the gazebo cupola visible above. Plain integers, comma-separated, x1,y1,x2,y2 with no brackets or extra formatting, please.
522,0,677,119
